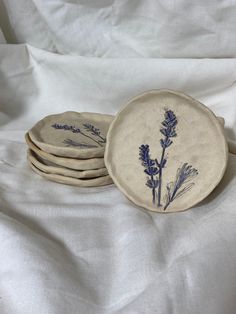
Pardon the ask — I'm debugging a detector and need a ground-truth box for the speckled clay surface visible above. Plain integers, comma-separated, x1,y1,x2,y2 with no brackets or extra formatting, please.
105,89,228,213
25,133,105,170
28,150,108,179
29,112,114,158
28,158,113,187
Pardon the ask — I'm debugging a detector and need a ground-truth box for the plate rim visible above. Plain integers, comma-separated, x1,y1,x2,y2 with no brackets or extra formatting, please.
28,158,113,187
25,132,105,170
27,149,108,179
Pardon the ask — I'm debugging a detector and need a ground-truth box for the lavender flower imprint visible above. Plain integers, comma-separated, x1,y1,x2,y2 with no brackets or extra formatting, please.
83,123,106,144
156,109,177,206
51,123,106,147
139,144,159,204
139,109,198,211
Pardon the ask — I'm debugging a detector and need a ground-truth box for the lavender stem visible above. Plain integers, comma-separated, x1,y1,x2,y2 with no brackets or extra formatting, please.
157,146,166,207
79,131,103,147
151,174,156,204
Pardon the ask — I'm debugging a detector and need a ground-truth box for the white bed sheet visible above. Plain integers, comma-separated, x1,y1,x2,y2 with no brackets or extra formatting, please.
0,43,236,314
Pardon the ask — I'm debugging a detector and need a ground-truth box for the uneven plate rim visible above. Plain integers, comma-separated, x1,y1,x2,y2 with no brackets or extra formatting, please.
28,149,108,179
28,158,113,187
25,132,105,170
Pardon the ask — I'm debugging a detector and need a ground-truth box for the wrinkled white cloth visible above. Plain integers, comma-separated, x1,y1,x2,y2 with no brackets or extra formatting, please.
0,28,6,43
1,0,236,58
1,1,236,313
0,43,236,314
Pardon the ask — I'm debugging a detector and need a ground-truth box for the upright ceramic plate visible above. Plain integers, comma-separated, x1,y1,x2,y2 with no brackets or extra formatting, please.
28,150,108,179
25,133,105,170
105,89,228,213
29,112,114,158
28,158,113,187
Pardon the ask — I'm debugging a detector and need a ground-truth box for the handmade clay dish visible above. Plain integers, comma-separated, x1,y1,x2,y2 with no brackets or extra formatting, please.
105,89,228,213
28,158,113,187
25,133,105,170
28,150,108,179
29,112,114,158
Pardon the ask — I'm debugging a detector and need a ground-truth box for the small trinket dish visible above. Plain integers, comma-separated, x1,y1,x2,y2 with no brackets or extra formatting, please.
29,111,114,158
105,89,228,213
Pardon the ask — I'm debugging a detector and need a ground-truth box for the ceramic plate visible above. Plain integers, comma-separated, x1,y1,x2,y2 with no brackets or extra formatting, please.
105,89,228,213
28,158,113,187
29,111,114,158
25,133,105,170
28,150,108,179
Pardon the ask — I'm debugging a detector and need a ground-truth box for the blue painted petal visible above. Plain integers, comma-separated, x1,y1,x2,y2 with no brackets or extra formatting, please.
160,128,168,137
146,179,159,189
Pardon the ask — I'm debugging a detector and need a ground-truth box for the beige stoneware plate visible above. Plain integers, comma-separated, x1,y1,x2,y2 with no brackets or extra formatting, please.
25,133,105,170
29,111,114,158
28,150,108,179
105,89,228,213
28,158,113,187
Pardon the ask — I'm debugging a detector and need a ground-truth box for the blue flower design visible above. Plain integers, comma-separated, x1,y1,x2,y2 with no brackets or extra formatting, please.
139,144,159,204
139,109,198,211
160,110,177,148
51,123,104,147
156,109,177,206
52,123,81,133
83,123,106,144
139,145,159,176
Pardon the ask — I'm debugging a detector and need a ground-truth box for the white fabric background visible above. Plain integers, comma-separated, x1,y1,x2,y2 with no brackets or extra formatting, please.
0,1,236,314
0,28,6,43
1,0,236,58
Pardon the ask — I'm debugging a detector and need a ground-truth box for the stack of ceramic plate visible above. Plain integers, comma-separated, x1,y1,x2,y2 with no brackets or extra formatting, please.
25,111,114,187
